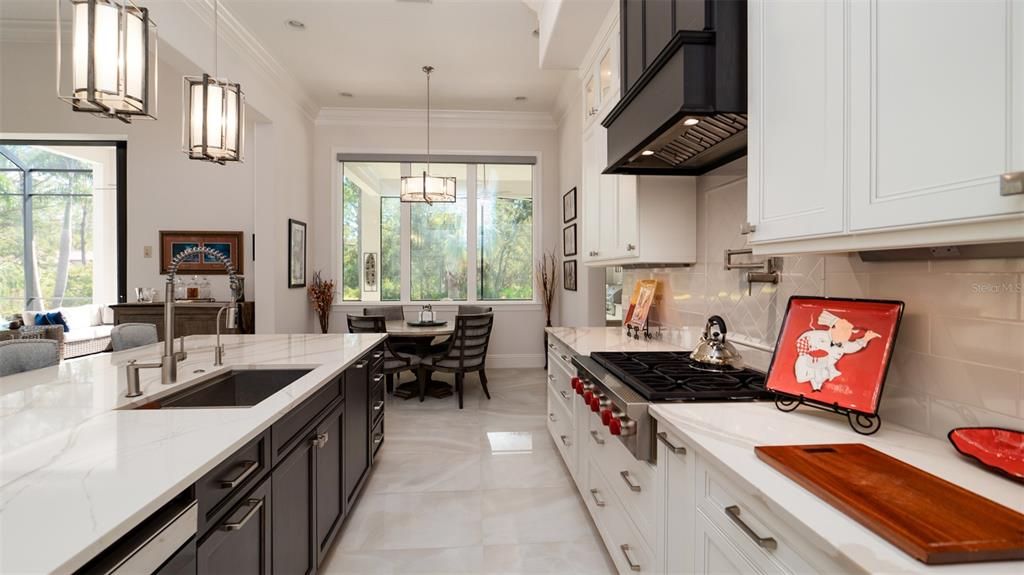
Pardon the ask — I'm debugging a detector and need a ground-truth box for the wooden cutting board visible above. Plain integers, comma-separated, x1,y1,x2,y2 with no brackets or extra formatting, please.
755,443,1024,565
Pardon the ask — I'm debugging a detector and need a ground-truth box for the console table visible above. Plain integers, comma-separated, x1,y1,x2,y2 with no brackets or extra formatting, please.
110,302,256,340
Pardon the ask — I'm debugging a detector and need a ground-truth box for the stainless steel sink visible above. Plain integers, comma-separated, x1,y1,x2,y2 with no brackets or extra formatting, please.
132,368,313,409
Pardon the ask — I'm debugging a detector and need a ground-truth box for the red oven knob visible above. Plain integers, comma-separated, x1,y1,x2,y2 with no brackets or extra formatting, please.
583,390,594,404
570,376,581,392
601,408,614,426
608,416,623,436
590,396,607,413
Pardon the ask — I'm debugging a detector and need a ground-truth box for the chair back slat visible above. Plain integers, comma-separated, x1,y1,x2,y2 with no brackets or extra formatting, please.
434,313,494,370
347,314,387,334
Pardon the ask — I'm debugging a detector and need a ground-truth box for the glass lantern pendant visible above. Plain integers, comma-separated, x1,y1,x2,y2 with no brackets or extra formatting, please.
183,74,245,164
182,0,244,164
401,66,456,205
57,0,158,122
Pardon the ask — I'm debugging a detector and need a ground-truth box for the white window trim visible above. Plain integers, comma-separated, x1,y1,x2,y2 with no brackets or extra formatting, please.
330,147,544,307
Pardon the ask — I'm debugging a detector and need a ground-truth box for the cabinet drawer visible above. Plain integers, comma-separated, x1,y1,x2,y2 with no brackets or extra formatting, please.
546,338,575,370
696,458,827,574
587,411,656,547
196,430,270,536
370,378,385,428
586,459,656,574
371,417,385,459
546,385,575,474
369,344,385,371
271,376,342,465
198,476,272,575
546,356,574,415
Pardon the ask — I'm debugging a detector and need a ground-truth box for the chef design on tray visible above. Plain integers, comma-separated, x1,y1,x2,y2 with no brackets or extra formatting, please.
794,310,881,392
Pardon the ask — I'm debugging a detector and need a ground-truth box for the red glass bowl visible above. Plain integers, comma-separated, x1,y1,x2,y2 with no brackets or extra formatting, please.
947,427,1024,483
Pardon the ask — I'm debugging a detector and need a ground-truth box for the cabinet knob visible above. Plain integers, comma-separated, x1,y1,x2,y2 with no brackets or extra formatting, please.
1001,171,1024,196
626,243,636,252
740,222,757,235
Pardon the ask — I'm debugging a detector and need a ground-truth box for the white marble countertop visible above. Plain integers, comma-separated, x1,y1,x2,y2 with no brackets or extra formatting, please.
650,402,1024,574
0,333,385,575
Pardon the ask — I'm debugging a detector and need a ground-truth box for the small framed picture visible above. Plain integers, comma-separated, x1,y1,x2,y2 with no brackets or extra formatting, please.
563,187,577,223
563,224,577,257
563,260,577,292
159,231,244,275
288,219,307,288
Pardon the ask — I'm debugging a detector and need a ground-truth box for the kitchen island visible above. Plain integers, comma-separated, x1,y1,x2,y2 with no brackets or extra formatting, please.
0,333,385,574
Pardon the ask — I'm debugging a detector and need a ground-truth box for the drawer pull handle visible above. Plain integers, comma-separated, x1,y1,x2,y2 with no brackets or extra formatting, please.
619,544,641,572
354,361,368,369
589,430,605,445
560,354,570,362
620,470,641,492
373,374,384,383
548,342,556,349
549,412,557,422
219,460,258,488
311,432,329,449
372,351,384,358
725,505,778,551
657,432,687,455
222,498,263,531
589,488,606,507
559,390,571,400
560,435,571,447
373,400,385,411
548,374,556,382
373,433,384,446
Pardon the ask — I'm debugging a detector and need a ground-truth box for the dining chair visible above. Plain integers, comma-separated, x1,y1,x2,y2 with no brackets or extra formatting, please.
363,306,405,321
110,323,159,351
0,339,60,377
418,313,494,408
346,314,420,393
457,305,492,315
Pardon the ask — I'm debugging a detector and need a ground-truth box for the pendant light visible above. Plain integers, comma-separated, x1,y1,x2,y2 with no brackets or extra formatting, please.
400,66,456,204
57,0,158,122
182,0,244,164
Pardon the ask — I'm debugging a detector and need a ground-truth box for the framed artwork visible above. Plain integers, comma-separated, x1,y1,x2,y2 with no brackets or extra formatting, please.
563,260,577,291
563,224,577,257
363,252,378,292
563,187,577,223
160,231,243,275
288,219,307,288
766,296,904,417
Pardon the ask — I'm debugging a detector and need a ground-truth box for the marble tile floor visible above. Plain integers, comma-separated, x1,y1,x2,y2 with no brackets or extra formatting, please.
320,368,616,574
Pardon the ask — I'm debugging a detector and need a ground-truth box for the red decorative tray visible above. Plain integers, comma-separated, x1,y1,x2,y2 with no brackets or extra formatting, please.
948,427,1024,482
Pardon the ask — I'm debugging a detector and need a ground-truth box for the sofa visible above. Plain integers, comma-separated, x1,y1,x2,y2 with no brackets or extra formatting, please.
20,304,114,359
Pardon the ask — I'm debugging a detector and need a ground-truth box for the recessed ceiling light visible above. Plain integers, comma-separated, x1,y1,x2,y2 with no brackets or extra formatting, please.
641,150,655,156
338,92,354,98
514,96,528,102
683,117,700,126
286,19,306,30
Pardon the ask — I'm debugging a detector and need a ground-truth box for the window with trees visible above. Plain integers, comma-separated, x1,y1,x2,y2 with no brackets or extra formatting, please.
339,157,535,304
0,143,121,319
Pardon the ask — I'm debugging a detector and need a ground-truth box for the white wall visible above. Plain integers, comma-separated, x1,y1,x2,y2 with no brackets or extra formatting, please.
0,3,316,333
313,110,561,366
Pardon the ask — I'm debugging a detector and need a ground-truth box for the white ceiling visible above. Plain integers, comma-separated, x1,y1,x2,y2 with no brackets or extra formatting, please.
221,0,570,112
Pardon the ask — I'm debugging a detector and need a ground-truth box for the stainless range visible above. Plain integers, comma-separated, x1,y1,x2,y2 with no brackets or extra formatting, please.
571,352,771,463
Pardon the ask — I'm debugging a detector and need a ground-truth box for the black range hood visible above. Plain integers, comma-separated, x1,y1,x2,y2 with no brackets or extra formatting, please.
603,0,747,176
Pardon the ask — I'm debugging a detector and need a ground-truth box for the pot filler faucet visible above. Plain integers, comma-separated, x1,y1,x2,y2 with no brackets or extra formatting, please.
125,246,241,397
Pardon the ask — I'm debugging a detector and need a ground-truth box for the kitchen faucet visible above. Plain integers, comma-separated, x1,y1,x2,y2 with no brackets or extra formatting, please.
124,246,240,396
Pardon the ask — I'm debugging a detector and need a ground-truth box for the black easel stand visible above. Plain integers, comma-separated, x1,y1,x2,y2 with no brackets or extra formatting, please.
774,394,882,435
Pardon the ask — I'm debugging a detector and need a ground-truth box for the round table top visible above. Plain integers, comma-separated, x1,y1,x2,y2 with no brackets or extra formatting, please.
385,320,454,337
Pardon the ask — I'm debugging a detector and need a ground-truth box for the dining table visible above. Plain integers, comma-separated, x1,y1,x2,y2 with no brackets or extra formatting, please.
385,320,456,400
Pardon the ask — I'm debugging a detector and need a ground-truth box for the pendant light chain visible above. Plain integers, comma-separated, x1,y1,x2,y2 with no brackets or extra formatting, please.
214,0,219,78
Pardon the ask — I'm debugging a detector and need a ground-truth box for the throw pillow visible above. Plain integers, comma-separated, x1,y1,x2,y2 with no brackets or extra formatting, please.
35,311,70,333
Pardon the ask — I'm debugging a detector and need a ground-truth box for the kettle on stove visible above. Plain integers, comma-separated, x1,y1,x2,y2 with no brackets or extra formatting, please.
690,315,744,370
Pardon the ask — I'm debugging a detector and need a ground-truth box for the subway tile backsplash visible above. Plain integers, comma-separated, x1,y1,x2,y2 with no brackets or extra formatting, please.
623,172,1024,438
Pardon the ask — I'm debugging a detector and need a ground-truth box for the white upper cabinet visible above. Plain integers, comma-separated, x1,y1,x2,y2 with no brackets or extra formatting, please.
748,0,1024,254
582,7,621,127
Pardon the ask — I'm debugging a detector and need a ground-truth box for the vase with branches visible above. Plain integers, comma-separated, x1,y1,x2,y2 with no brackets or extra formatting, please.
308,271,336,334
536,250,559,328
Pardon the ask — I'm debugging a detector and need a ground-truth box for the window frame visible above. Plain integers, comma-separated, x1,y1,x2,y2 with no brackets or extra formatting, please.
0,139,127,313
332,152,541,306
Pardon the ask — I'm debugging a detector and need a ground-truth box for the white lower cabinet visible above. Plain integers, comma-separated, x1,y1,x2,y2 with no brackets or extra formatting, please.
587,459,658,574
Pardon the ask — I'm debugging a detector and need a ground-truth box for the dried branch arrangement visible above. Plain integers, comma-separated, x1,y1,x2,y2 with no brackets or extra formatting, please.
308,270,336,334
536,250,559,327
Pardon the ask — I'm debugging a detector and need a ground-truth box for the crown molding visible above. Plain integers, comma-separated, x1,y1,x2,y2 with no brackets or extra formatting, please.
316,108,558,131
182,0,319,122
0,19,54,44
